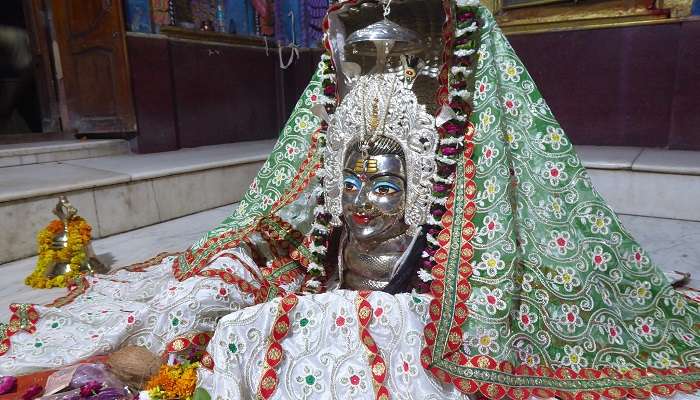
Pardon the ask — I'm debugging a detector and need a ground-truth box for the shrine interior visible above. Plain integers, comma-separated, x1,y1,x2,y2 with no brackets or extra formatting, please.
0,0,698,399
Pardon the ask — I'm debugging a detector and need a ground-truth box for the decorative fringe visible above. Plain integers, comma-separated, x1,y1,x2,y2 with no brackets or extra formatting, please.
440,136,464,146
454,49,476,57
436,155,458,165
426,234,440,247
417,269,435,282
456,0,480,6
419,0,481,296
450,66,473,76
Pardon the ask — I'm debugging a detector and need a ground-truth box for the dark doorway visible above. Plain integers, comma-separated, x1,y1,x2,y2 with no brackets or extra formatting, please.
0,0,43,134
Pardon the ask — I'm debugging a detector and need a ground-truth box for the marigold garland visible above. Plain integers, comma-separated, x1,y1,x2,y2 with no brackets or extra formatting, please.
25,217,92,288
145,362,199,400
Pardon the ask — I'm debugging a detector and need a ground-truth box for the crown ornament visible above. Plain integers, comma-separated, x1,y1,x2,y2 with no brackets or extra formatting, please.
323,73,438,227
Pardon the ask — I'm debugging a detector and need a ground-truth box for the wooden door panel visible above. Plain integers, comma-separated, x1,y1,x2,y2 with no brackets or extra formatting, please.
74,49,117,116
23,0,61,132
171,41,279,148
51,0,136,134
67,1,108,37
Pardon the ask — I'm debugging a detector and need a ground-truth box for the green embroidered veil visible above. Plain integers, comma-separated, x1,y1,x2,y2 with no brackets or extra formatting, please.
176,1,700,398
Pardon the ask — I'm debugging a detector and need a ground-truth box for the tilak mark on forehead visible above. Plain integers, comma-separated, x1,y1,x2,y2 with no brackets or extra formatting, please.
354,157,379,175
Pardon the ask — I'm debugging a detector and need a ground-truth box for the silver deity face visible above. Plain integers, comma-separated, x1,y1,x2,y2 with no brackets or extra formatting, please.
341,148,408,242
323,74,438,228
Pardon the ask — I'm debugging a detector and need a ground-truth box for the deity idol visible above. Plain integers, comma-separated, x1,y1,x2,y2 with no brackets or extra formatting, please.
1,1,698,399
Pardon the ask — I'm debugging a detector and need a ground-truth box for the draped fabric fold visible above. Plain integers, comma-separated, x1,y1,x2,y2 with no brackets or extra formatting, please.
183,2,700,397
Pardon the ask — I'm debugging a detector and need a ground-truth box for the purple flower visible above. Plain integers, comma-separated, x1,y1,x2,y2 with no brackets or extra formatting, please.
449,100,466,110
444,123,461,135
422,259,434,269
431,208,445,218
455,37,472,46
0,376,17,394
80,381,102,397
439,164,456,176
323,85,336,97
457,12,475,22
433,183,449,193
417,282,430,293
441,146,458,156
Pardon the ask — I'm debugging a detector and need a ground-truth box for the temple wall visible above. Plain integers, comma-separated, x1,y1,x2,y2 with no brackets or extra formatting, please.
509,18,700,150
124,19,699,152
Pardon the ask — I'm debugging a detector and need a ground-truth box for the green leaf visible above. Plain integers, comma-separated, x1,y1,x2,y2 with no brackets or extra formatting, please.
193,388,211,400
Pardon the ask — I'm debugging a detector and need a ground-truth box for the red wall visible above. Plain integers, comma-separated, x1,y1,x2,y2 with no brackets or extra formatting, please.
127,35,321,153
508,18,700,150
127,19,700,153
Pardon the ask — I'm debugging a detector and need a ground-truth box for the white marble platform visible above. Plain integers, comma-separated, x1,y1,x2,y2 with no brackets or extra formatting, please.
577,146,700,221
0,205,697,322
588,169,700,221
576,146,643,170
0,140,274,264
577,146,700,175
632,148,700,175
0,139,129,168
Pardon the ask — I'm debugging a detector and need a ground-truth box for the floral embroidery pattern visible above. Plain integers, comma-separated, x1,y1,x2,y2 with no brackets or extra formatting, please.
440,7,700,397
294,366,324,398
339,366,368,395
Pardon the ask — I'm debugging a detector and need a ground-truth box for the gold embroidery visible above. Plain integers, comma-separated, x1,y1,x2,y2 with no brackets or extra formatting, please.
369,97,380,133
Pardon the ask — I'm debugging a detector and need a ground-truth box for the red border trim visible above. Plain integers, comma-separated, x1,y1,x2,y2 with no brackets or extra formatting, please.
356,291,390,400
256,294,299,399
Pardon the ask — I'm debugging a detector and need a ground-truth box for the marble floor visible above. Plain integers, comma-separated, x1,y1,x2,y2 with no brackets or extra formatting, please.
0,207,698,320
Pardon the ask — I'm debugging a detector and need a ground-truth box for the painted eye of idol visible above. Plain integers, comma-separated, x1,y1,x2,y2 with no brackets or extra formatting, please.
372,180,401,196
343,175,361,192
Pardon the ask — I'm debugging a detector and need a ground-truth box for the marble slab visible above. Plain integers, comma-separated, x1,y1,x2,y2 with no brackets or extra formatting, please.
0,155,21,168
575,145,643,170
0,140,273,204
0,140,128,157
0,140,129,167
64,140,275,180
0,140,274,264
93,180,161,237
618,214,700,279
152,162,262,221
587,169,700,221
0,162,130,203
632,148,700,176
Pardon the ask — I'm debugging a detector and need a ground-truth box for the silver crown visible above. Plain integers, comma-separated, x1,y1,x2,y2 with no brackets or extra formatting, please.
323,73,438,227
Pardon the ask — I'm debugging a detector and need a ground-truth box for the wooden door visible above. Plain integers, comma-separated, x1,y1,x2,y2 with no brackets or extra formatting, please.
49,0,136,134
23,0,61,133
